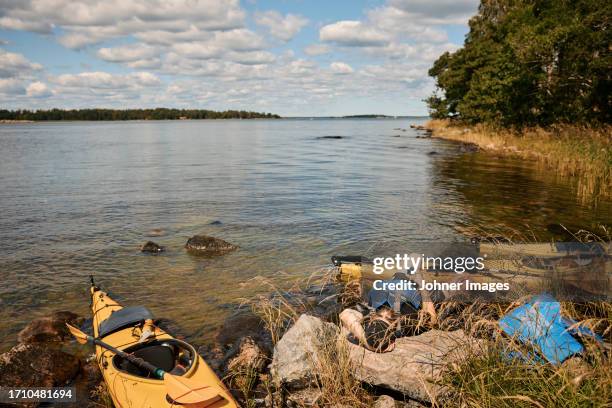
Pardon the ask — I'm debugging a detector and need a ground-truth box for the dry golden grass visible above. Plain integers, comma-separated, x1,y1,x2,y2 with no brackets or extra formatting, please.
426,119,612,202
439,300,612,408
242,235,611,407
307,327,374,407
244,271,375,407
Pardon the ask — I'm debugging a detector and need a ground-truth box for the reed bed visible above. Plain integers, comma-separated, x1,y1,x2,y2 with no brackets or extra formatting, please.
426,119,612,202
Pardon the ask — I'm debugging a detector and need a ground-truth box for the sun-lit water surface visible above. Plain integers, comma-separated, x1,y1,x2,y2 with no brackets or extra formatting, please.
1,119,609,351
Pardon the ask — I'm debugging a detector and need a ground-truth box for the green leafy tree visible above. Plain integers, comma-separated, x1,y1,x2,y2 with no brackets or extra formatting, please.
428,0,611,126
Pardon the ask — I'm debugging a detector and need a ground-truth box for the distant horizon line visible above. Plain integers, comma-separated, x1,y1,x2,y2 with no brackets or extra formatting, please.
0,107,429,120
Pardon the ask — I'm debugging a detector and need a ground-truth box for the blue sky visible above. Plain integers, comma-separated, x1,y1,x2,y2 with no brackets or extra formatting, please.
0,0,478,116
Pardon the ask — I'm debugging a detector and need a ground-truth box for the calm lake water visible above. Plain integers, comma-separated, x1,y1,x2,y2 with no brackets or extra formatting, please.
0,119,610,351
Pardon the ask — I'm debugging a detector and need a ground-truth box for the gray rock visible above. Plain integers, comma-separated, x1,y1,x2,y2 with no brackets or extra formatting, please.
225,336,268,393
374,395,397,408
270,314,337,389
226,336,268,375
185,235,238,255
141,240,164,253
286,388,323,407
18,311,83,344
345,329,483,403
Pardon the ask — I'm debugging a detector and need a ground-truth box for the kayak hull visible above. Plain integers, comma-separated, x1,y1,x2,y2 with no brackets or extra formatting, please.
90,287,237,408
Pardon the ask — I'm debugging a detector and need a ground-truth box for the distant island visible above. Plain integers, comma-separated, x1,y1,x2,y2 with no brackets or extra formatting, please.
342,114,391,118
0,108,281,121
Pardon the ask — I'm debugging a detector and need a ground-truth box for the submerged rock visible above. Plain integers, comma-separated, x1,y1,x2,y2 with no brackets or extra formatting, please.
185,235,238,255
216,310,270,350
270,314,337,389
141,241,164,253
316,135,344,140
0,343,80,389
18,311,83,344
345,329,483,402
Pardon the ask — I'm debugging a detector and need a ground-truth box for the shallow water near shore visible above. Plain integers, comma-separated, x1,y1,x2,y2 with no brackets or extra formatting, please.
0,119,610,351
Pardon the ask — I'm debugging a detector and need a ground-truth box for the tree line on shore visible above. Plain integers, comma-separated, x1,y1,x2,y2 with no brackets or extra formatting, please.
0,108,281,121
427,0,610,127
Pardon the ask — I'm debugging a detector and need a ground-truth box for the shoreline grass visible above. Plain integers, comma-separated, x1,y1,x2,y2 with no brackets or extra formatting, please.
426,119,612,202
240,252,611,407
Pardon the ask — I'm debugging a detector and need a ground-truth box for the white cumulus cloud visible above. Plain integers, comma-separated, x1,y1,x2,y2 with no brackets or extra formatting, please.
26,81,52,97
255,11,308,42
0,78,26,95
330,62,354,74
213,29,266,51
0,50,42,78
97,44,158,63
228,51,276,66
1,0,247,49
320,21,389,46
0,0,479,115
54,71,161,89
388,0,479,24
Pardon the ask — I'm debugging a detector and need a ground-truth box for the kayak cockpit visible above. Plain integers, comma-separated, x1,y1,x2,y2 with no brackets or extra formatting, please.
112,339,196,378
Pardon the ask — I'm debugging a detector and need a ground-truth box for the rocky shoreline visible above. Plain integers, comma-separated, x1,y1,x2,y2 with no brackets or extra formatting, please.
0,120,35,124
1,266,609,407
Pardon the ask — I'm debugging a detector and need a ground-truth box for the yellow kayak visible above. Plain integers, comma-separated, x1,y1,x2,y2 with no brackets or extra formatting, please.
332,255,402,281
90,283,237,408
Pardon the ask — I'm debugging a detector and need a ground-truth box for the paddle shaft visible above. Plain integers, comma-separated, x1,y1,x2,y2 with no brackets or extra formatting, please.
89,335,165,379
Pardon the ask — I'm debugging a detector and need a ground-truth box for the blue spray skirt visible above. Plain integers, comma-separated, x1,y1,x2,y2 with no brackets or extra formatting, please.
499,293,602,365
